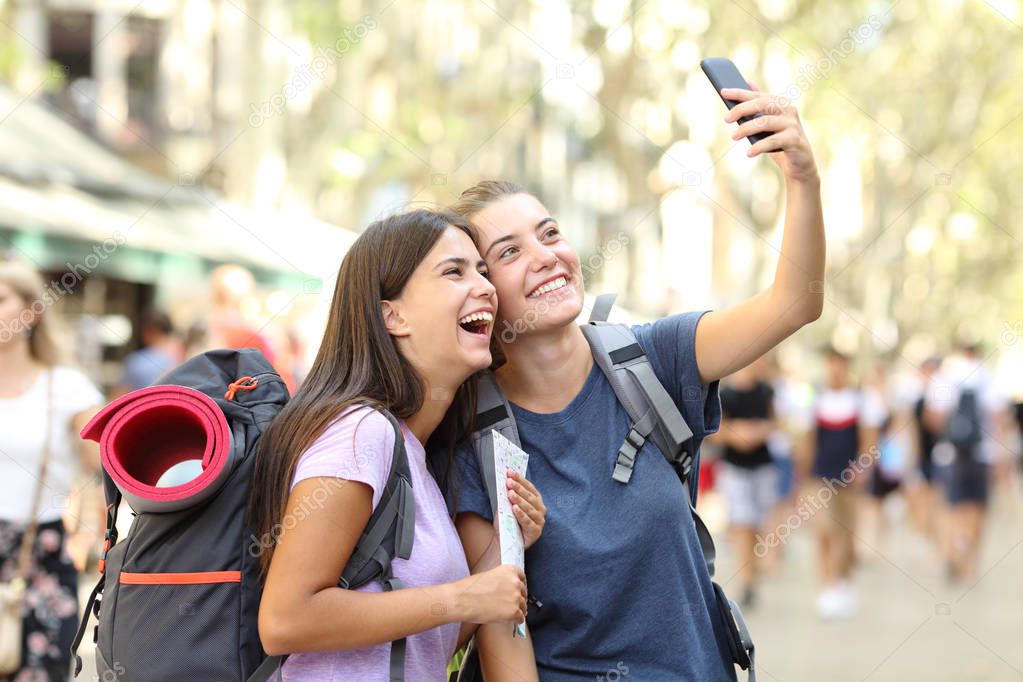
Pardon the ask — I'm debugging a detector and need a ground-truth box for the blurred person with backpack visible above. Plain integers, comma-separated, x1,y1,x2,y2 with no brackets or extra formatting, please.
0,256,103,680
442,86,822,682
250,211,546,681
925,343,1011,583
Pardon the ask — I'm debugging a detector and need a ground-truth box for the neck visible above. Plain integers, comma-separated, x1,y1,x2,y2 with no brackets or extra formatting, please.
403,374,461,445
496,322,593,412
0,338,40,382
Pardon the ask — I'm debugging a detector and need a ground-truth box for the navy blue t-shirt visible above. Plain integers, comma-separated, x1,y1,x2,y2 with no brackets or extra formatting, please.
447,312,737,681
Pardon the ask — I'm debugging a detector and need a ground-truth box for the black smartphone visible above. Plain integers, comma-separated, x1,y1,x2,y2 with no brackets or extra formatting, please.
700,57,772,146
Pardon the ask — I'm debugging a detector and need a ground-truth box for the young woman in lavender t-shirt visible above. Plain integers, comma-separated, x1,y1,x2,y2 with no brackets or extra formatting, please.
251,210,546,681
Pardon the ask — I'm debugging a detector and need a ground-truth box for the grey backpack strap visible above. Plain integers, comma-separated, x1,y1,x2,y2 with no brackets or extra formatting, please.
246,655,285,682
470,371,521,519
580,322,694,484
589,292,617,323
339,410,414,588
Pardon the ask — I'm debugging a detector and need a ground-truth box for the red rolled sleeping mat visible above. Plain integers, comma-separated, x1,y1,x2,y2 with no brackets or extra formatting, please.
80,385,235,514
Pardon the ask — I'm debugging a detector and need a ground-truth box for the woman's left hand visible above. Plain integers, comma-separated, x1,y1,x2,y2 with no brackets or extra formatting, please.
721,83,819,185
506,470,546,550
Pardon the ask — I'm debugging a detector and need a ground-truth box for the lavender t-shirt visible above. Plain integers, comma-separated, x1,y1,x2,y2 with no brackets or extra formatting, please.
282,406,469,681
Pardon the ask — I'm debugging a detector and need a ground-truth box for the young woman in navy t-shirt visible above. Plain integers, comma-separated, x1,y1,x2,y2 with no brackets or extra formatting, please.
443,84,824,680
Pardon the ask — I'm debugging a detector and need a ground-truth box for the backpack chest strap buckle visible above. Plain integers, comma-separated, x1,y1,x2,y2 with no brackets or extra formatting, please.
612,431,644,483
612,410,658,484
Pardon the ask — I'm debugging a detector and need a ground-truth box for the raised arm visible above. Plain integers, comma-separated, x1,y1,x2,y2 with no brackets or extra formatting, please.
695,84,825,383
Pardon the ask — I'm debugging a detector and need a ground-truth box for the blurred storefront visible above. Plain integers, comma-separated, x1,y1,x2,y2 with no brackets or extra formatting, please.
0,84,355,391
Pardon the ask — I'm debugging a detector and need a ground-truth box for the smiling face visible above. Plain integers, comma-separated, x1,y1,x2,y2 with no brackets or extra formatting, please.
470,193,585,341
382,226,497,386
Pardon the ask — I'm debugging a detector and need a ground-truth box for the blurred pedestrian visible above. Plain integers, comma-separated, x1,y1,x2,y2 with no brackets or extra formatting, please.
0,257,103,680
861,361,907,548
762,353,812,571
925,343,1011,583
806,348,883,619
206,264,295,393
711,358,777,608
905,356,943,542
110,308,181,398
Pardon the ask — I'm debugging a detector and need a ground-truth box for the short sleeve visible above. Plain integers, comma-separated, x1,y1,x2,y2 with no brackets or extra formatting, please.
981,378,1010,414
631,311,722,441
53,367,103,416
442,441,494,522
291,406,397,511
859,389,887,428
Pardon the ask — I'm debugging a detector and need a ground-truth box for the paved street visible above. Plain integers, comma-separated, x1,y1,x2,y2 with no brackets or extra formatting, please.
712,488,1023,682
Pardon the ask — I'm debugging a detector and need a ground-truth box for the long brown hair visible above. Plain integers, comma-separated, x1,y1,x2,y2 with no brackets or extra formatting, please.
248,209,480,574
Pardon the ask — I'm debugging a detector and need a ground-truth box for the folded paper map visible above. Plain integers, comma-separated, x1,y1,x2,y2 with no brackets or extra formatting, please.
491,429,530,638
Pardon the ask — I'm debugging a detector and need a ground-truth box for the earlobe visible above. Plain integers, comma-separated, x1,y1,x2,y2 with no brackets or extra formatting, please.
379,300,411,337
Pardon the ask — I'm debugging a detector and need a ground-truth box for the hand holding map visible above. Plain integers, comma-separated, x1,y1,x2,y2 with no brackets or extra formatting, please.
491,430,530,637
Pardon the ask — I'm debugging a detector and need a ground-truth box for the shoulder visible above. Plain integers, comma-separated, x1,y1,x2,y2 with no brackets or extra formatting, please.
50,365,96,388
315,405,398,454
49,366,103,409
294,405,400,499
632,311,709,347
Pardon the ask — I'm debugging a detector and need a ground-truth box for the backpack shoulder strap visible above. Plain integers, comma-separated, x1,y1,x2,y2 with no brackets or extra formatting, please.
339,408,414,590
581,295,715,576
335,407,415,682
469,371,521,519
581,295,695,485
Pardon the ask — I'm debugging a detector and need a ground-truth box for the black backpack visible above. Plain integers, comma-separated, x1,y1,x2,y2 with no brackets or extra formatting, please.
72,348,418,682
946,388,984,456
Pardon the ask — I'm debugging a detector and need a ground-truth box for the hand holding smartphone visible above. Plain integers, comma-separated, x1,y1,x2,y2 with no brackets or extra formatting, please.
700,57,772,147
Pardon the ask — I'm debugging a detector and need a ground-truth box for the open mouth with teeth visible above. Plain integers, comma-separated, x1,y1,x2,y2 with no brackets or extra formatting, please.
458,311,493,337
527,275,570,299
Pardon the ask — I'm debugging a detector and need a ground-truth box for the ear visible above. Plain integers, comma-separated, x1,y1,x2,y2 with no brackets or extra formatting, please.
379,300,411,337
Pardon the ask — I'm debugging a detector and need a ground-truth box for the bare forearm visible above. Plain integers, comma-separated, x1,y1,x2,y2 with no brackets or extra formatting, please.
456,528,500,647
772,177,825,322
261,582,459,655
478,624,539,682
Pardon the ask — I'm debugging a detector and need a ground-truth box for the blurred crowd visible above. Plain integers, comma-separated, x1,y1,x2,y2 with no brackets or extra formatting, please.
704,344,1023,620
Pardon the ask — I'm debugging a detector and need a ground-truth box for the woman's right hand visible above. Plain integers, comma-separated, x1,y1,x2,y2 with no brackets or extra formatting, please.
451,564,527,625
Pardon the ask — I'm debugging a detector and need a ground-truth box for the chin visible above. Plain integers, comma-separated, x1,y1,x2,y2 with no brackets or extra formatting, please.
451,352,491,382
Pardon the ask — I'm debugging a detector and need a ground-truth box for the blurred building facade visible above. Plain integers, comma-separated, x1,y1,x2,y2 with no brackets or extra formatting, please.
2,0,1021,378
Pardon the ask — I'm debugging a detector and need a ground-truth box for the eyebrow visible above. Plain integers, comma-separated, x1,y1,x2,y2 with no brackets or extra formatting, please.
434,256,487,272
482,217,557,259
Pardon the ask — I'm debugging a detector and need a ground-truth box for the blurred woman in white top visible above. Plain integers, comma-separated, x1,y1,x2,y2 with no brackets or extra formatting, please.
0,256,103,680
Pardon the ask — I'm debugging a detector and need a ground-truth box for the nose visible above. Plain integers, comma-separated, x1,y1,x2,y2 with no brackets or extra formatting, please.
528,241,559,272
473,270,497,301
